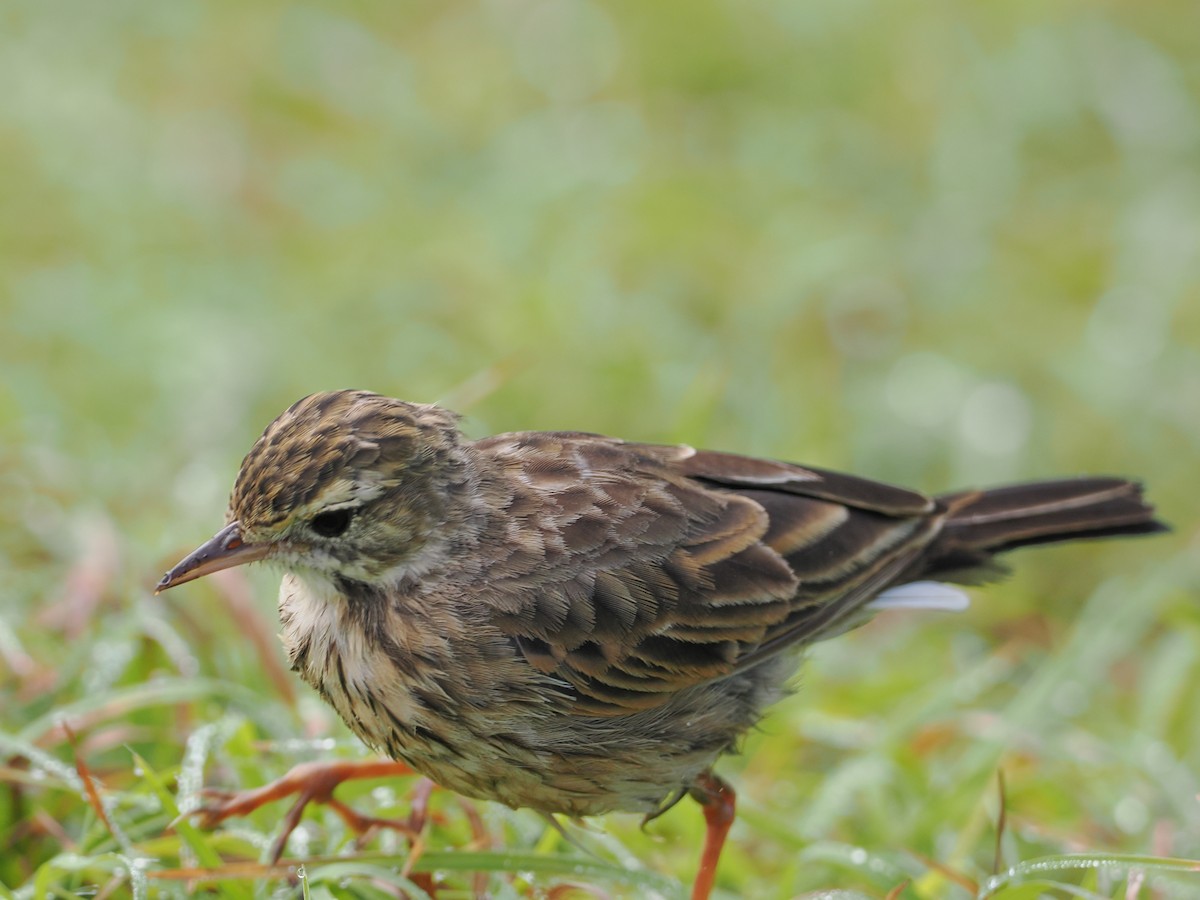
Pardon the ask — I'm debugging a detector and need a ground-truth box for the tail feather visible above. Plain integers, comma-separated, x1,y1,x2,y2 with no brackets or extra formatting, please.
925,477,1167,581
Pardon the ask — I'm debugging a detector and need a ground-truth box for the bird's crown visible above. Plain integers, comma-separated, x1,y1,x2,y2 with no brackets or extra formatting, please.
228,390,461,535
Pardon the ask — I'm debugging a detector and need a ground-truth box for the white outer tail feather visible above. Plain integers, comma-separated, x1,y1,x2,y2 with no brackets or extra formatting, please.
868,581,971,613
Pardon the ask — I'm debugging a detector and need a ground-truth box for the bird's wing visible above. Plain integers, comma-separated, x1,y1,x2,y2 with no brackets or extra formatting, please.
471,434,945,715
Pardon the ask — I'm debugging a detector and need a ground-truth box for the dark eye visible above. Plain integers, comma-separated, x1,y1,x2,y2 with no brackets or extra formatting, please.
310,508,353,538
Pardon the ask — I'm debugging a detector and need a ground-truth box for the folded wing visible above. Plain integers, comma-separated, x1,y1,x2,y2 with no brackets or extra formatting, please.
472,436,952,714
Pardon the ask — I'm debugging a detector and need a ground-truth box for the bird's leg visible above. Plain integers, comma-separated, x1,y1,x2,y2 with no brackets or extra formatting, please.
688,771,735,900
190,759,425,863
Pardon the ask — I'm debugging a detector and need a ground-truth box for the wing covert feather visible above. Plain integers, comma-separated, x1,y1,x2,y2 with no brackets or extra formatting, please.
470,433,944,713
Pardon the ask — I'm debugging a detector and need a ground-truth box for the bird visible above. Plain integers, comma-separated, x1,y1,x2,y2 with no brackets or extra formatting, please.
157,389,1165,899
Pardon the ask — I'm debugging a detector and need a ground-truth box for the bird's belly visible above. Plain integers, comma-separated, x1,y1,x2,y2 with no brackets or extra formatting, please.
304,650,716,817
319,660,791,819
277,573,794,818
372,704,739,819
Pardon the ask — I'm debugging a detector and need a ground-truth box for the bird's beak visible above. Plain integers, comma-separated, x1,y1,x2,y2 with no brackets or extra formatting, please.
155,522,270,593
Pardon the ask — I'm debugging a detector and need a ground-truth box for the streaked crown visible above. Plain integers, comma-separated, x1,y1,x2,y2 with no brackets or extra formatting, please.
229,390,462,534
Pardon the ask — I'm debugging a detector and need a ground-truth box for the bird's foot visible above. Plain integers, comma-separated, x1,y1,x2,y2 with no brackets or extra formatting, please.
187,759,425,863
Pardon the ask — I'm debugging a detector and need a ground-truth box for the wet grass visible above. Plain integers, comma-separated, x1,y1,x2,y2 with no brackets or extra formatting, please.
2,0,1199,896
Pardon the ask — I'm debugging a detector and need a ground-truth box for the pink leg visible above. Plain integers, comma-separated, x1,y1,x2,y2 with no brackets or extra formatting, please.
688,772,736,900
191,759,419,863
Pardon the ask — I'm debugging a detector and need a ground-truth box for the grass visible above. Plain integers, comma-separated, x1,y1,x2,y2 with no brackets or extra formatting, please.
3,549,1197,897
2,0,1199,896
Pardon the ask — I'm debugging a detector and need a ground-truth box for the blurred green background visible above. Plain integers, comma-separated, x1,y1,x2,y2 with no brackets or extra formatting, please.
2,0,1198,897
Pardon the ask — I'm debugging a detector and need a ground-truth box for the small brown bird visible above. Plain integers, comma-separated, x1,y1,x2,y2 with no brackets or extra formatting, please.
158,390,1165,898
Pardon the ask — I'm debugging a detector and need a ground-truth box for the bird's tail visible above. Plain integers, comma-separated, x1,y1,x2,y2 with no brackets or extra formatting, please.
924,477,1167,582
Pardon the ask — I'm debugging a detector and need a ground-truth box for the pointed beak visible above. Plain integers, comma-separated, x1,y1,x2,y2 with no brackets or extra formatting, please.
155,522,271,593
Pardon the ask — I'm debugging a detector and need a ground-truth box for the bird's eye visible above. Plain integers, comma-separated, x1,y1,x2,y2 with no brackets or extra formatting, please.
310,508,354,538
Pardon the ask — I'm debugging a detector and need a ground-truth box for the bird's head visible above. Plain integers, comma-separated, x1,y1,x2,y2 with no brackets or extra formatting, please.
156,391,468,594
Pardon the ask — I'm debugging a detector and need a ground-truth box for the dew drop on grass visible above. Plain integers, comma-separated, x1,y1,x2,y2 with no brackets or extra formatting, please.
178,723,221,814
371,785,397,805
848,847,868,865
84,640,136,694
1114,795,1150,834
290,824,311,858
128,858,150,900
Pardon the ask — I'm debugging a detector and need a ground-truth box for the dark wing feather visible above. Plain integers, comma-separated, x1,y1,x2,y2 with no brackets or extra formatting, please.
676,450,936,515
470,434,945,714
